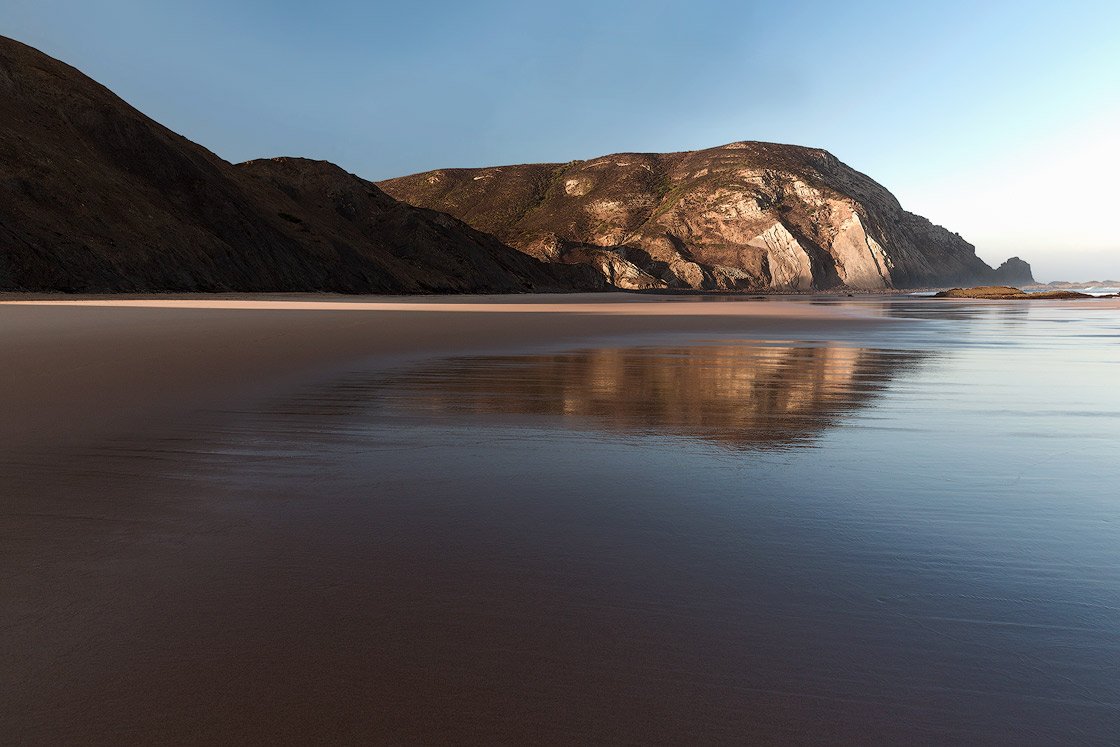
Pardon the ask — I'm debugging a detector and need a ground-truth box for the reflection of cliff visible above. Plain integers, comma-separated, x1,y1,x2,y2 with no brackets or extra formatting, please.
375,345,924,449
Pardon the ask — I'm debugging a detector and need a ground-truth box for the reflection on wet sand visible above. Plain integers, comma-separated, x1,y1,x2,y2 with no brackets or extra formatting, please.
5,300,1119,744
366,344,925,449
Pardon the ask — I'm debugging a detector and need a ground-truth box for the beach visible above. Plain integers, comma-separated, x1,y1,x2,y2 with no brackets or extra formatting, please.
0,294,886,451
3,294,1118,742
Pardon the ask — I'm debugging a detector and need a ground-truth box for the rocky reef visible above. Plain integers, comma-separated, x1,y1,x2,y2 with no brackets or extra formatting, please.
934,286,1095,299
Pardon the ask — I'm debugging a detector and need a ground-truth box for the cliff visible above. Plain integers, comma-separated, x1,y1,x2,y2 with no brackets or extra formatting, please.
380,143,1029,290
0,34,1030,295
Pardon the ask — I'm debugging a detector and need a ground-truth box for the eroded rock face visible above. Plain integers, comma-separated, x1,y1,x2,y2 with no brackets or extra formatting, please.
380,142,1023,290
750,222,813,290
557,244,665,291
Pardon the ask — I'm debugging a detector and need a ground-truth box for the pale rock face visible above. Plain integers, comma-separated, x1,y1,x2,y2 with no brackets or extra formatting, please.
709,264,762,290
564,178,593,196
867,235,893,273
588,251,664,290
665,259,707,288
830,212,892,289
664,188,769,247
472,169,501,182
789,179,826,206
748,222,814,290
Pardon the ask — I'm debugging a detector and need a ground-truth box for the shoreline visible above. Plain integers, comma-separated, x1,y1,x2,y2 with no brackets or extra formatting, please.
0,295,895,454
4,293,1118,742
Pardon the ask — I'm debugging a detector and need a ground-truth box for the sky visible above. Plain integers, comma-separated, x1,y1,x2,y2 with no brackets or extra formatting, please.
3,0,1118,280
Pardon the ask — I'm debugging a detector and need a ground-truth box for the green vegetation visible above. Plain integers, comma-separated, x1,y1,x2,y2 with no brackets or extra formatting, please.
649,182,690,221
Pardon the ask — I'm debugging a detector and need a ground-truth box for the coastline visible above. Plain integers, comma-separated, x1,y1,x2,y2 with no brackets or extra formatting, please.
0,293,891,454
9,290,1114,455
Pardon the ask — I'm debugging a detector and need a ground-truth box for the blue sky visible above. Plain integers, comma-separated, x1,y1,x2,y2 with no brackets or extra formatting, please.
3,0,1118,279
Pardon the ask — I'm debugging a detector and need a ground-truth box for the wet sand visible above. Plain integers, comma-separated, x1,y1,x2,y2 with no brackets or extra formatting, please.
0,294,885,451
2,294,890,742
3,294,1118,743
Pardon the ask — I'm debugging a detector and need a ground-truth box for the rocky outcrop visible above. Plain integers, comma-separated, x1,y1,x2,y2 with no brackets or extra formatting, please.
0,36,600,293
935,286,1092,300
380,143,1026,291
991,256,1036,285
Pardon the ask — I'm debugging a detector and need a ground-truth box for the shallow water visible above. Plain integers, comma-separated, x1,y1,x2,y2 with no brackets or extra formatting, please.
3,299,1119,742
1027,286,1120,297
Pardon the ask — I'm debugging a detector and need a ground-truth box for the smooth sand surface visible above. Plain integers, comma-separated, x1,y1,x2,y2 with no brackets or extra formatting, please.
4,294,1119,742
0,293,885,452
2,294,872,313
2,294,896,741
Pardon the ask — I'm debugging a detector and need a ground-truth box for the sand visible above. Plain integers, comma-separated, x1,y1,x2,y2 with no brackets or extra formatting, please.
0,294,896,739
0,293,885,452
10,290,1116,451
6,293,1115,742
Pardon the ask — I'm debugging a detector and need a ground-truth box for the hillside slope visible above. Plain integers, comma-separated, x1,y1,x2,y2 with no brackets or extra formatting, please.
0,36,598,293
380,143,1031,290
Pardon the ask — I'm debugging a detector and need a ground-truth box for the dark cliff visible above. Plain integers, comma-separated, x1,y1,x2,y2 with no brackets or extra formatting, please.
0,36,598,293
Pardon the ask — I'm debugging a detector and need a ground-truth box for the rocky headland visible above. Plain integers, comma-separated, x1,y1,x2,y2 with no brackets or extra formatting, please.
380,145,1033,292
2,34,1032,295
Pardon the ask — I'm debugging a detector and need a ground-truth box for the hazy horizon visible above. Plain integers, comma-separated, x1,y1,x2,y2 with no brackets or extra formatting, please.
3,0,1117,280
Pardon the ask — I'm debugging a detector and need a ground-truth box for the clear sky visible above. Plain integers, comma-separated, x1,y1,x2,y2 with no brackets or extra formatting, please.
3,0,1118,280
